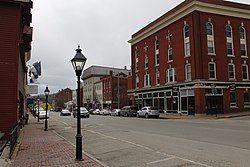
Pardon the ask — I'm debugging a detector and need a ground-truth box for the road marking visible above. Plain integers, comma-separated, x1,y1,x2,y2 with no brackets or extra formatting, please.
86,129,213,167
52,117,213,167
146,156,175,165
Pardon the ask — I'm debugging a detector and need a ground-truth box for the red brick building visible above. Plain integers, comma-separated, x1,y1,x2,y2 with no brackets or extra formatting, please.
54,88,72,109
128,0,250,115
0,0,33,139
102,71,129,109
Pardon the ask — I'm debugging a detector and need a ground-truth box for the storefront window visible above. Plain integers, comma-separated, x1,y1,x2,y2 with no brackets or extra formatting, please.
230,91,237,107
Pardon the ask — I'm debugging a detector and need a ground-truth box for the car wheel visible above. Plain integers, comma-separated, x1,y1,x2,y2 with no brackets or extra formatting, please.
73,115,76,118
156,115,159,119
137,113,140,118
145,113,149,119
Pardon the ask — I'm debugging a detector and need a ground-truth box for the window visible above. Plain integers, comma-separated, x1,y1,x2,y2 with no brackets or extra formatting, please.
135,48,139,71
185,64,191,81
239,27,245,39
242,64,249,80
184,25,189,38
168,68,176,82
206,22,213,35
226,24,234,56
155,39,160,66
239,27,247,57
244,91,250,107
156,69,160,85
226,25,232,38
136,74,139,88
144,73,150,87
230,91,237,107
145,56,148,69
184,24,190,57
208,62,216,79
207,41,214,54
168,48,173,62
227,42,233,55
228,63,235,80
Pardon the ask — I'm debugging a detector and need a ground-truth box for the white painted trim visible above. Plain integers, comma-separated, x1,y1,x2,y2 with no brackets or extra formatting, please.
129,1,250,45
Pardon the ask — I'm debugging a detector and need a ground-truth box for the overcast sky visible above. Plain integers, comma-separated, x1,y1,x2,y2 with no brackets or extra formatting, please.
29,0,250,94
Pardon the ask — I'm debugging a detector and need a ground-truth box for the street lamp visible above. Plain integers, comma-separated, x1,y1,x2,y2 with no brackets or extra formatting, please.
44,86,50,131
37,96,40,122
71,45,87,160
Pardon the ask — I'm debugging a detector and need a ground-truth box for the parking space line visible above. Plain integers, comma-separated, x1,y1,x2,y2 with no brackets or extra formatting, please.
146,156,175,165
86,129,213,167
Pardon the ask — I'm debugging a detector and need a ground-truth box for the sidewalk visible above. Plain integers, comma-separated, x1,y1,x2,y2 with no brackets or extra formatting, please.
160,111,250,119
9,115,105,167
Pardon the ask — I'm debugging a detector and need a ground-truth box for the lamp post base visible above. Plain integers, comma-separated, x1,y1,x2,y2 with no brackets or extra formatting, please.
44,120,48,131
76,134,82,160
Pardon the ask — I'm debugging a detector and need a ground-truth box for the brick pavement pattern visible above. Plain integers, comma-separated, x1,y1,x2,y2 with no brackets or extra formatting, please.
10,115,103,167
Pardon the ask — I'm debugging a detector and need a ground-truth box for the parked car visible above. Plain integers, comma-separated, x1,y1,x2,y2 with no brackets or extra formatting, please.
93,109,100,115
89,109,94,114
137,106,160,118
100,109,111,115
60,109,71,116
120,106,138,117
110,109,121,116
73,107,89,118
39,109,49,119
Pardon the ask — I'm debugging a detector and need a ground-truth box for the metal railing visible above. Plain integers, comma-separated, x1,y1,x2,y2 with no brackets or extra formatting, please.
9,123,20,158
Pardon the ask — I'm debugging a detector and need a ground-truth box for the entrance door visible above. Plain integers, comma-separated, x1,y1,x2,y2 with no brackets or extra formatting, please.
206,96,223,114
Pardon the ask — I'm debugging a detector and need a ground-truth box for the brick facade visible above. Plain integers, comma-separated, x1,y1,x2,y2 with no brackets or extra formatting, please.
128,0,250,115
54,88,72,109
0,0,33,139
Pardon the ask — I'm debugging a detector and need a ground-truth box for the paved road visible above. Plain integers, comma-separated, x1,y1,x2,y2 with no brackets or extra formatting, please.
49,112,250,167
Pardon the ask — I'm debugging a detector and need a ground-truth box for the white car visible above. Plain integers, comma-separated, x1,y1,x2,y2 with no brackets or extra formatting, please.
137,106,160,118
39,109,49,119
110,109,121,116
73,107,89,118
93,109,100,115
100,109,111,115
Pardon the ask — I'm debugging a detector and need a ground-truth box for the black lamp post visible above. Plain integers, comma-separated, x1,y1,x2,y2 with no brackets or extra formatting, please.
71,45,87,160
37,96,40,122
44,86,50,131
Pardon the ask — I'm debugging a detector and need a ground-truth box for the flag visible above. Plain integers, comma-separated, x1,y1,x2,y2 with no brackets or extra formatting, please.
33,61,41,76
30,66,38,79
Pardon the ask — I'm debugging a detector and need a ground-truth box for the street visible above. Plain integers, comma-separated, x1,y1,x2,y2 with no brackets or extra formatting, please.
49,113,250,167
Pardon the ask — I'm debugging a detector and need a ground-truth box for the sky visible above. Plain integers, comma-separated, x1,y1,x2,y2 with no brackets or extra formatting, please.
29,0,250,94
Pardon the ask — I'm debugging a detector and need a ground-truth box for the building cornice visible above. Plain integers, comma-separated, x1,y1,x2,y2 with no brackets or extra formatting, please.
128,1,250,45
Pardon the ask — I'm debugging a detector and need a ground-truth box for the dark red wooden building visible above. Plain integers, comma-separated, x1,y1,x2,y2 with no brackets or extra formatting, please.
128,0,250,115
0,0,33,139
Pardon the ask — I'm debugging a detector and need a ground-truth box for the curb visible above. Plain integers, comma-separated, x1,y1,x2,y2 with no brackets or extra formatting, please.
52,130,109,167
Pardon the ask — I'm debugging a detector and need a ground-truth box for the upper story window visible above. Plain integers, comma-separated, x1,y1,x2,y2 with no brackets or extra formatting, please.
242,64,249,80
155,38,160,66
168,48,173,62
135,48,139,71
226,25,232,38
144,72,150,87
183,24,190,57
184,25,189,38
185,63,191,81
136,74,139,88
226,24,234,56
206,22,215,55
206,22,213,36
144,56,148,69
167,68,177,82
156,69,160,85
208,62,216,79
228,63,235,80
239,26,247,57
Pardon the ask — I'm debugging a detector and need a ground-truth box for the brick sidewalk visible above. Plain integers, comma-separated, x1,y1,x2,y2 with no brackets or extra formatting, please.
10,115,104,167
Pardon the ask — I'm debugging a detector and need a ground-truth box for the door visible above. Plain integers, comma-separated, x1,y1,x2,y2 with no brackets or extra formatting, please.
206,96,223,114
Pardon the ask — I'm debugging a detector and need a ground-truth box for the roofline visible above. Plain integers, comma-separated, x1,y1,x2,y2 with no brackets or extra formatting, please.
84,65,131,71
128,0,250,45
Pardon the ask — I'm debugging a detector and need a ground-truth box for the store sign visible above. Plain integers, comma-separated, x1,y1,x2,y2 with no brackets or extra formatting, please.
27,85,38,94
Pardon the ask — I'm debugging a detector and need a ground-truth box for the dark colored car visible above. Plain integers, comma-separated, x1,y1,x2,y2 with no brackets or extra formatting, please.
120,106,138,117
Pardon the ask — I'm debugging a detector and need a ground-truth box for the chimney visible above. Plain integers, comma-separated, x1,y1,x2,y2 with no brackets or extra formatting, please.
124,66,127,70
